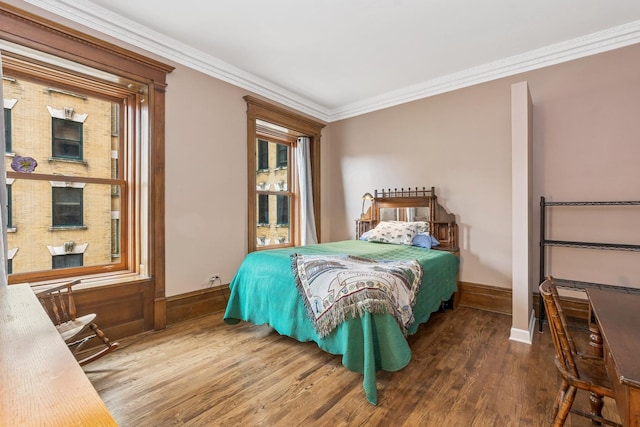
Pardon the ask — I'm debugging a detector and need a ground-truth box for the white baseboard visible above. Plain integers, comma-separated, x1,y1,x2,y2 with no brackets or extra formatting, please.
509,309,535,344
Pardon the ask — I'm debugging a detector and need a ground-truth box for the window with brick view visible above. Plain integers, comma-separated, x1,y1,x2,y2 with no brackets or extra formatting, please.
3,68,124,280
1,37,169,288
245,96,324,252
1,2,173,331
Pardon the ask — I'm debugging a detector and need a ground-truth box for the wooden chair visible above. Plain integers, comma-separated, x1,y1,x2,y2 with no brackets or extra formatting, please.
539,277,620,426
33,279,119,366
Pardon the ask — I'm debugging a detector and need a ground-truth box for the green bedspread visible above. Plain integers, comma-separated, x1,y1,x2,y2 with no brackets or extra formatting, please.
223,240,459,405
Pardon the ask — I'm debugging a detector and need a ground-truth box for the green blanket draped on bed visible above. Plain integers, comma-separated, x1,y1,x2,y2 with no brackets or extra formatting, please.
224,240,459,405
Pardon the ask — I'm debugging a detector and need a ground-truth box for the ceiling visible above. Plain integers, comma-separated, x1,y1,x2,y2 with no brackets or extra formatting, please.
20,0,640,122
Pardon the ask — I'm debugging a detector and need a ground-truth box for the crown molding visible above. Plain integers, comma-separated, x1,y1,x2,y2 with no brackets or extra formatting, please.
20,0,332,122
20,1,640,123
329,20,640,122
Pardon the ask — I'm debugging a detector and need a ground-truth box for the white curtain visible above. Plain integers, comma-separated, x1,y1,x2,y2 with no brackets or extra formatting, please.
296,136,318,245
0,51,8,287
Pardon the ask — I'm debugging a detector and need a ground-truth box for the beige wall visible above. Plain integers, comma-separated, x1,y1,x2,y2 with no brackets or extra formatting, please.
327,43,640,290
163,65,249,296
327,79,513,287
530,45,640,291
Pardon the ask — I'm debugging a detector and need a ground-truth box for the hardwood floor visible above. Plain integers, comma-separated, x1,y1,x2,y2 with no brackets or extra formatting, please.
86,307,620,426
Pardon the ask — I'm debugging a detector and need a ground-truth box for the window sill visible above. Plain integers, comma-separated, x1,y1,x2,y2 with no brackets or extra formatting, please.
23,271,152,291
49,225,87,231
48,157,88,166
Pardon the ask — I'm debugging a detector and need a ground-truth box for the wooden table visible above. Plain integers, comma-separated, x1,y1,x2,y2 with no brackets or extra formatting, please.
587,288,640,427
0,284,117,426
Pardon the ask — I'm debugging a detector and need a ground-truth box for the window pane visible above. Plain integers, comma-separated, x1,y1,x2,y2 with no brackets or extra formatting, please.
257,139,269,171
4,75,124,278
4,108,11,152
255,193,290,247
3,78,116,180
256,140,289,185
254,136,291,248
276,195,289,225
52,138,81,158
276,144,287,168
52,118,83,159
52,187,83,226
256,193,269,246
7,178,122,275
257,194,269,225
272,194,290,245
52,253,83,269
6,185,12,228
53,118,82,140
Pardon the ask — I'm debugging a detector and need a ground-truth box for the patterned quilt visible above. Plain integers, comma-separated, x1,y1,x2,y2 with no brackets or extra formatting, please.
291,254,423,338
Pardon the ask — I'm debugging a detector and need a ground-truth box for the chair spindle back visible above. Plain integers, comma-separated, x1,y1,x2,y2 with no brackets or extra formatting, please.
35,280,80,326
539,277,580,378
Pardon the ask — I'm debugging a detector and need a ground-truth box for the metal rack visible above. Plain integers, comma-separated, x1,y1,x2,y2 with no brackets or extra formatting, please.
538,196,640,331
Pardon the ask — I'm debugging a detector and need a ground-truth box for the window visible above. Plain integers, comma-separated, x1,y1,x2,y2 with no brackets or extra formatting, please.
1,4,172,330
4,71,120,280
276,144,287,168
245,96,324,252
257,139,269,171
1,15,172,291
52,118,83,160
3,107,10,152
6,184,11,229
52,187,83,227
276,195,289,225
111,216,120,257
257,194,269,225
52,253,83,269
255,131,293,247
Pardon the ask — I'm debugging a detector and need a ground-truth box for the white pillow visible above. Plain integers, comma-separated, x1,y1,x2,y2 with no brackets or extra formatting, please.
386,220,429,233
410,221,429,234
367,221,418,245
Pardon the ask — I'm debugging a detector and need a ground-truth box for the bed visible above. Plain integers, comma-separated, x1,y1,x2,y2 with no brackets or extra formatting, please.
224,187,459,404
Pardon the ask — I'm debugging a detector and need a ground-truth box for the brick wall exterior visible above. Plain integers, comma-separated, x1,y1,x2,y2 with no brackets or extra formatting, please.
4,77,119,274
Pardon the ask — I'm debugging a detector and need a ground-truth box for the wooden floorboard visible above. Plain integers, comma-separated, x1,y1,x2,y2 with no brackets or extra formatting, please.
86,307,620,426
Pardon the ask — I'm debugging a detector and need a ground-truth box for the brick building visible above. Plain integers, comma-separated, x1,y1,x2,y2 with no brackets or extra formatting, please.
3,76,120,275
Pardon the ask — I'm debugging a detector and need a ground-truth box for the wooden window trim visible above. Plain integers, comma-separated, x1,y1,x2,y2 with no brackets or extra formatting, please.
1,3,174,330
245,96,325,252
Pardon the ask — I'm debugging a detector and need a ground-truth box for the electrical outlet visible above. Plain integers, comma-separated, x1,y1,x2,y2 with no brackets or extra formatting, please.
208,274,221,288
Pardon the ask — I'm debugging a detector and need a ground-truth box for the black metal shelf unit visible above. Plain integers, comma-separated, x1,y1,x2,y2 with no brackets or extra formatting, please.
538,197,640,331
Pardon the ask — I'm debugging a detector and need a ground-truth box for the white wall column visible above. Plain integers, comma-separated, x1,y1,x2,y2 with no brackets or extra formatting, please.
510,81,535,344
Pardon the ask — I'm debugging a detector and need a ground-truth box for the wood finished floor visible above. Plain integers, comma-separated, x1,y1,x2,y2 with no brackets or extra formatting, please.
86,307,620,426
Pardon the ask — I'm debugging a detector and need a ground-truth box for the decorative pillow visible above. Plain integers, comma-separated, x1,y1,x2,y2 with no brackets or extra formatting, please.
387,220,429,233
367,221,418,245
359,229,373,241
412,221,429,234
412,233,440,249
